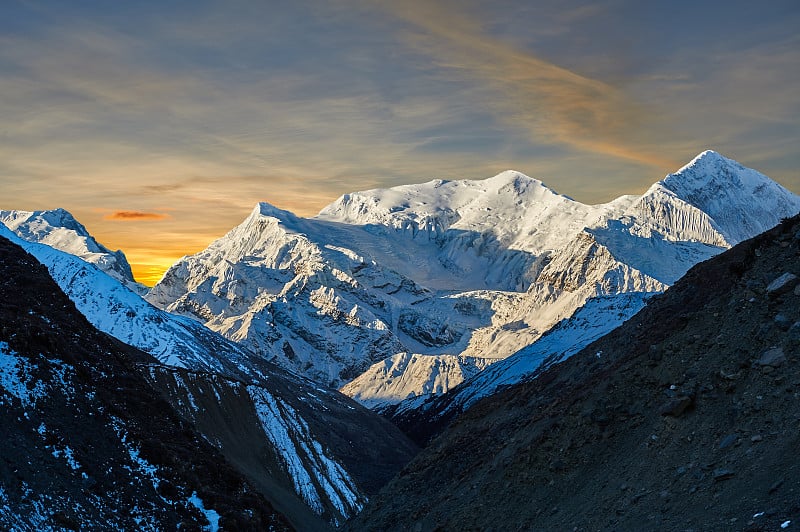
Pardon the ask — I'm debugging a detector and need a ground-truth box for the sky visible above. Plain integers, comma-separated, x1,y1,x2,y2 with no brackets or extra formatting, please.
1,0,798,285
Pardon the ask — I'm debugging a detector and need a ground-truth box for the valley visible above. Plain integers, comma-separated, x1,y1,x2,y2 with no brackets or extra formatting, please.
2,151,799,530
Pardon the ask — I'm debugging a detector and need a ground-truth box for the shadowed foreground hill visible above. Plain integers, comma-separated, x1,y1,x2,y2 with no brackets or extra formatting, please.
350,215,800,531
0,235,292,530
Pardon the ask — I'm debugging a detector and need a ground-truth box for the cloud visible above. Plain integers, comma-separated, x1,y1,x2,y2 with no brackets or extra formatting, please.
370,0,680,171
104,211,170,221
2,1,797,286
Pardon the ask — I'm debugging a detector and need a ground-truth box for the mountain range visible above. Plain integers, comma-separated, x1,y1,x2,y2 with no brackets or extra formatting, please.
349,212,800,531
2,150,799,528
0,225,417,529
144,150,799,417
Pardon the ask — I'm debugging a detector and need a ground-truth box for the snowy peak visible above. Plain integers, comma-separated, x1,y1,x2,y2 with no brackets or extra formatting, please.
670,149,742,183
637,150,800,245
2,208,106,255
662,150,771,199
0,208,139,287
148,152,800,414
250,201,301,224
318,170,565,231
180,200,315,269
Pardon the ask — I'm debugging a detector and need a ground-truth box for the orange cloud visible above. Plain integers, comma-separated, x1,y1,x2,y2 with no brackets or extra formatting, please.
374,0,680,171
104,211,170,221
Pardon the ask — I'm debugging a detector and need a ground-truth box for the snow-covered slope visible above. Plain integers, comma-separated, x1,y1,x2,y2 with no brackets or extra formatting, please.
147,203,418,387
0,234,292,530
0,208,143,291
148,151,800,409
390,293,652,422
340,353,495,412
0,225,417,526
0,224,254,375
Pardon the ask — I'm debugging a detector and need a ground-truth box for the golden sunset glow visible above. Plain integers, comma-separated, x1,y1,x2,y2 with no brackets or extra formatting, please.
2,1,798,285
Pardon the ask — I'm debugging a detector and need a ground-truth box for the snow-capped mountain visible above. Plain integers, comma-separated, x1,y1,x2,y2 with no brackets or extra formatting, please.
0,208,143,291
146,172,635,390
1,233,291,530
382,151,800,423
148,151,800,410
0,224,255,375
0,225,417,527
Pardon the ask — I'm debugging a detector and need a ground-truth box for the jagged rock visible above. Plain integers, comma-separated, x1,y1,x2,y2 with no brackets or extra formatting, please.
774,314,792,331
659,396,693,417
757,347,787,367
719,434,738,450
766,273,799,297
788,322,800,340
712,469,735,481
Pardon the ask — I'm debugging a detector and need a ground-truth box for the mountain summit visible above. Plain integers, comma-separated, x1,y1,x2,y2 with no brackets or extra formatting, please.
146,152,800,410
654,150,799,244
0,208,140,290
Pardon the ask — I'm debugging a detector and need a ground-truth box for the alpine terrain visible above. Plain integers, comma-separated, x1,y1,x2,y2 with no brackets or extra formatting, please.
1,150,798,530
0,209,143,292
349,213,800,531
0,234,291,530
0,225,417,529
146,151,800,417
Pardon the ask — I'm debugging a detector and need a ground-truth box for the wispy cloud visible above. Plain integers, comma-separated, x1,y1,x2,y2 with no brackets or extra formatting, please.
1,0,797,285
371,0,680,171
104,211,169,221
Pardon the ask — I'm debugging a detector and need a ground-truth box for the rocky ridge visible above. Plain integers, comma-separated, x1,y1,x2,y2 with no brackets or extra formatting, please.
147,151,800,411
0,226,418,528
0,235,291,530
349,214,800,531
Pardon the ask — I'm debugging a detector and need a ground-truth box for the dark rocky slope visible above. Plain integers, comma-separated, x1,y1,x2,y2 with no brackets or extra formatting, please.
1,224,419,528
350,215,800,531
142,362,419,530
0,235,292,529
0,234,420,530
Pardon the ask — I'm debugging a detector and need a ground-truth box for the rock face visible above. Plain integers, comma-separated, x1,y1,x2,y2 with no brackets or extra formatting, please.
339,352,495,412
0,227,418,528
387,292,652,440
147,151,800,408
0,235,290,530
348,214,800,531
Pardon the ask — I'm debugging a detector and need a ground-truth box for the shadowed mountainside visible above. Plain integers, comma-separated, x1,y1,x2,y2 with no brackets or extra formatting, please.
350,215,800,531
0,235,292,530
